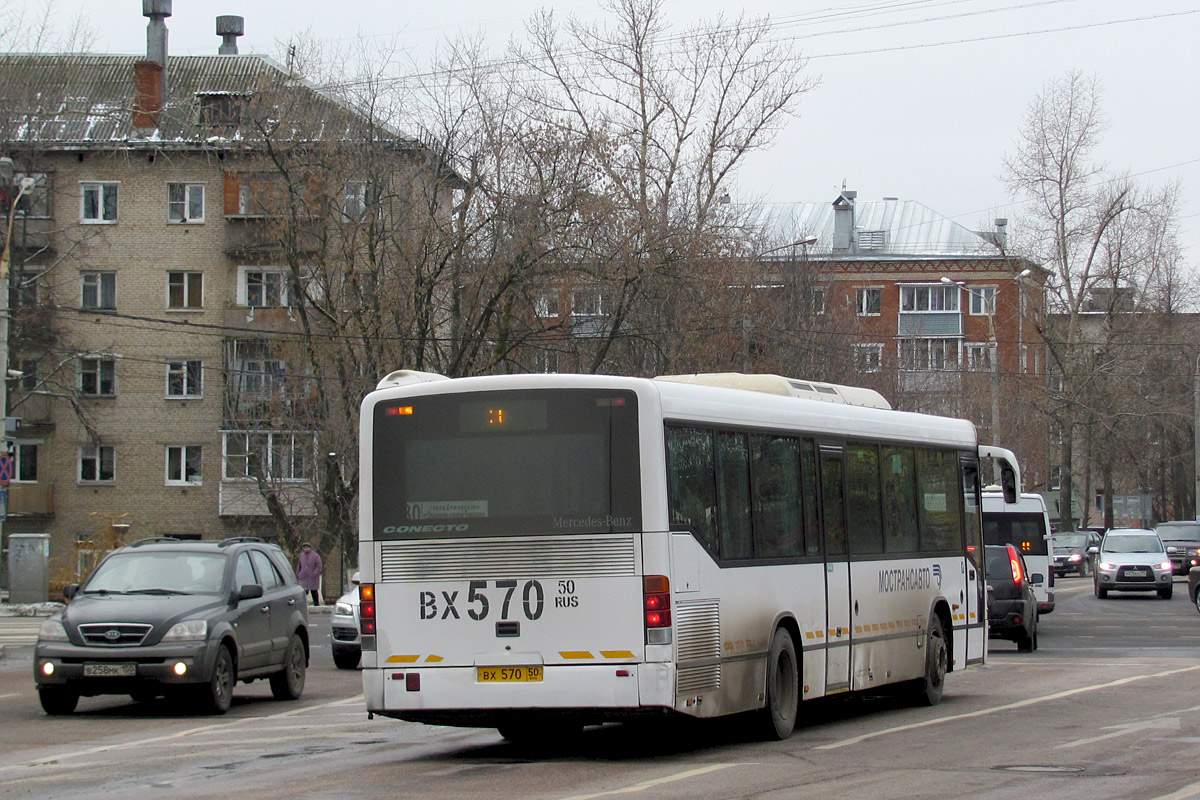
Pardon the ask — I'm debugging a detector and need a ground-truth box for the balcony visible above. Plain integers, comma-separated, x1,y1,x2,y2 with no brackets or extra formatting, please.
1,216,55,256
7,483,54,517
223,216,325,258
219,480,316,517
7,393,55,432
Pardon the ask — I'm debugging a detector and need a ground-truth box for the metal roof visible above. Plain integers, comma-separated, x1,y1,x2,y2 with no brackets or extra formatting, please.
0,53,417,148
746,196,1003,258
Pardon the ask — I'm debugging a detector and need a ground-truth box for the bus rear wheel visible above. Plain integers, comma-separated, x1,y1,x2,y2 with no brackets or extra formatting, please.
913,614,947,706
758,627,799,740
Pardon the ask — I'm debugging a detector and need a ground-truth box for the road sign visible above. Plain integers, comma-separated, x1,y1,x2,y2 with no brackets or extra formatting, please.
0,452,11,486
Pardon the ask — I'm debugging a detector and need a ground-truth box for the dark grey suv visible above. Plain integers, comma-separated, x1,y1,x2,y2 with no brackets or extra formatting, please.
34,537,309,715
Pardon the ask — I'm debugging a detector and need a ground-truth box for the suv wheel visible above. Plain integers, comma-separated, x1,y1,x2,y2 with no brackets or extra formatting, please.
197,645,235,714
270,633,307,700
1158,584,1173,600
39,686,79,715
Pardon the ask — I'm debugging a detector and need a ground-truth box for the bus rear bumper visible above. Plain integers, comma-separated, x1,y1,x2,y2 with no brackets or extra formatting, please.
363,662,672,720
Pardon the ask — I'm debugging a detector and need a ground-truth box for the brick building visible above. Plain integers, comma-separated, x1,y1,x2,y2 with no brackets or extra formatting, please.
0,6,450,596
750,190,1051,488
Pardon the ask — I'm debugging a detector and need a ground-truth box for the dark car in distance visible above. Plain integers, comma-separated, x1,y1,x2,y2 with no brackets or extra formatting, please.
1154,521,1200,576
34,537,309,715
1052,532,1100,577
985,544,1040,652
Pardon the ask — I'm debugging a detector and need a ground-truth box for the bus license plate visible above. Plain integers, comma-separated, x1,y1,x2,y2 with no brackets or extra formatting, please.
83,663,136,677
478,666,543,683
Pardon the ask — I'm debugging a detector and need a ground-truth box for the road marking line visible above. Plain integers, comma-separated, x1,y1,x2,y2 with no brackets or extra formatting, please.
0,693,366,774
815,665,1200,750
1150,779,1200,800
558,763,751,799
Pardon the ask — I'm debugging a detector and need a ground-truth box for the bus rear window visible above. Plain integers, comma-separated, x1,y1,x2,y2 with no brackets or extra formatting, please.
372,389,641,538
982,512,1048,556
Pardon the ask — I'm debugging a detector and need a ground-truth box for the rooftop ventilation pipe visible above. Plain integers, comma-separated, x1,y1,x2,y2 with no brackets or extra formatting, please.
217,15,244,54
832,190,856,253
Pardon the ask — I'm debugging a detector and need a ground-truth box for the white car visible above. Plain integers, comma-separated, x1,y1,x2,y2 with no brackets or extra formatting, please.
330,572,361,669
1092,529,1173,599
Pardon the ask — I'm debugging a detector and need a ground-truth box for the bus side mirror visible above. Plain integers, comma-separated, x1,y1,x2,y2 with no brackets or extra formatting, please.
1000,461,1018,504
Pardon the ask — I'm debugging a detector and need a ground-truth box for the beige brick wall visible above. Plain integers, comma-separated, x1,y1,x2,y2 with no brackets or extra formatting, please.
6,148,329,584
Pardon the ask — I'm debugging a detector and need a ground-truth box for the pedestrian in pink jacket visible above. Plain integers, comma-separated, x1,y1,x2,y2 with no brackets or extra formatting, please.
296,542,323,605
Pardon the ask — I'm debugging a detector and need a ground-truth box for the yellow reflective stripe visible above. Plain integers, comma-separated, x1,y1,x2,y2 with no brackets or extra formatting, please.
424,655,443,663
600,650,635,659
386,655,420,663
559,651,594,659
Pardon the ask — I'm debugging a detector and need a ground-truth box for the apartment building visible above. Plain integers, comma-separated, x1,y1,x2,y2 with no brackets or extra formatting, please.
0,6,449,593
751,190,1050,487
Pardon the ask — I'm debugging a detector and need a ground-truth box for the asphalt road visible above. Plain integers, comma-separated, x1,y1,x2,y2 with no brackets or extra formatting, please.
1,576,1199,800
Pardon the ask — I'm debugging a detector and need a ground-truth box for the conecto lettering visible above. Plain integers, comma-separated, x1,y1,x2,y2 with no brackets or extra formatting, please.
382,524,470,534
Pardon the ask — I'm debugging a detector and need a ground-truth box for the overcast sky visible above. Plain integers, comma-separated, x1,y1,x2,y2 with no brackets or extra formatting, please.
28,0,1200,265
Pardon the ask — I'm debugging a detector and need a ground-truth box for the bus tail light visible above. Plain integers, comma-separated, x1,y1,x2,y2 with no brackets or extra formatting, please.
644,575,672,644
360,583,376,637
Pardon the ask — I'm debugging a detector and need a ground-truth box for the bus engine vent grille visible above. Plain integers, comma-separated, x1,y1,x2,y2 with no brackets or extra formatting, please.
676,599,721,692
379,535,637,581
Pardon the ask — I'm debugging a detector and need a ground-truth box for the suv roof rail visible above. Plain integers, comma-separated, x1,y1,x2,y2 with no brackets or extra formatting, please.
218,536,265,547
129,536,182,547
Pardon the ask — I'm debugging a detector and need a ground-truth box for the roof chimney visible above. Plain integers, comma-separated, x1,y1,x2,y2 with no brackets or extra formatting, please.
217,15,244,55
143,0,172,104
832,190,857,253
994,218,1008,250
133,60,164,129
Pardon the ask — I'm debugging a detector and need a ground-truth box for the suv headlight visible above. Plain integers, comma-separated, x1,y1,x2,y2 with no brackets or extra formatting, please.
38,619,70,642
334,601,354,616
162,620,208,641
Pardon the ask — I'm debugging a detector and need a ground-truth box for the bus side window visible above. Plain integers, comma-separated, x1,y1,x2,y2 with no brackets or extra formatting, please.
917,449,963,551
751,435,803,559
881,446,919,553
666,426,719,556
846,442,883,555
800,439,820,557
716,432,753,560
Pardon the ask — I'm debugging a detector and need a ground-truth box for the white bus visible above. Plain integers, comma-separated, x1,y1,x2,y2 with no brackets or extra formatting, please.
357,371,1020,742
982,491,1054,615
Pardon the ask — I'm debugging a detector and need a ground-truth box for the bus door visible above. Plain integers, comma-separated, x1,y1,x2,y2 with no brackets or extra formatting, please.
819,444,851,694
960,456,986,663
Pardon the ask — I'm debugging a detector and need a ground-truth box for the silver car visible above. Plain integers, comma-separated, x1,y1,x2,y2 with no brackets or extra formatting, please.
330,572,361,669
1092,529,1174,599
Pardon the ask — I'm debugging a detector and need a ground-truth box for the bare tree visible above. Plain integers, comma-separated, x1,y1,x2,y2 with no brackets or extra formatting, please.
1004,70,1187,525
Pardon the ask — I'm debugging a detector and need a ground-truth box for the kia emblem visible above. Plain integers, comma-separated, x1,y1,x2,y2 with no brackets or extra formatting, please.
104,629,121,641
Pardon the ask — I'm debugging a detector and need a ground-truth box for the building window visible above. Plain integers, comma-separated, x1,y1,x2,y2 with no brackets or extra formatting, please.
899,338,960,371
167,183,205,223
810,288,826,315
166,359,203,398
80,182,118,223
198,93,248,126
79,444,116,483
533,348,560,373
168,271,203,309
79,357,117,396
900,285,958,312
240,267,289,308
968,286,997,315
223,431,312,481
856,288,882,316
2,171,51,217
13,443,38,482
854,343,883,373
18,359,38,391
535,291,560,318
967,343,995,371
342,181,368,220
571,287,606,317
81,271,117,311
166,445,203,485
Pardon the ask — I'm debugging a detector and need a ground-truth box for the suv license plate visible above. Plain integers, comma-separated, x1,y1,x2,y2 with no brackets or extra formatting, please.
84,663,136,677
478,666,543,683
1124,569,1148,577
